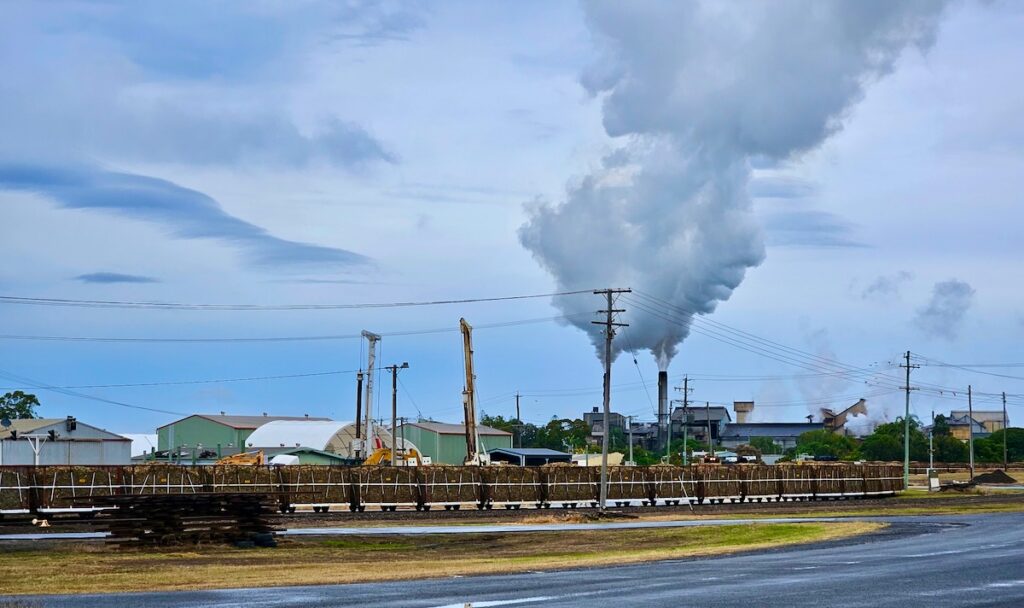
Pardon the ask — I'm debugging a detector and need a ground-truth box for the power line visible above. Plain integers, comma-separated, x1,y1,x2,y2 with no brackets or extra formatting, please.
0,369,361,390
0,314,586,344
0,368,187,416
0,289,593,311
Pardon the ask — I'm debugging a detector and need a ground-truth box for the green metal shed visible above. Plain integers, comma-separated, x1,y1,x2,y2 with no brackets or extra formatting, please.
157,414,330,453
400,421,512,465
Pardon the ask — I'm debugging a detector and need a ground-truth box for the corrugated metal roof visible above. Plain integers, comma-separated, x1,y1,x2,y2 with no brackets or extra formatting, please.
245,420,352,450
405,422,511,436
721,423,823,438
488,447,570,457
950,410,1005,422
157,414,330,430
0,418,61,439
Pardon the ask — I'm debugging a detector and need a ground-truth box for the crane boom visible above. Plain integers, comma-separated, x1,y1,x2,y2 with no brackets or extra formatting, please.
361,330,381,456
460,318,488,465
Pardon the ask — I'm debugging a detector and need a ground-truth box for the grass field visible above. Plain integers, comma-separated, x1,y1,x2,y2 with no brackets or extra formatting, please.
0,522,880,596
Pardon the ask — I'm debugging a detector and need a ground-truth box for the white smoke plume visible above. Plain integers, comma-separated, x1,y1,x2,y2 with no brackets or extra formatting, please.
519,0,948,368
915,278,975,340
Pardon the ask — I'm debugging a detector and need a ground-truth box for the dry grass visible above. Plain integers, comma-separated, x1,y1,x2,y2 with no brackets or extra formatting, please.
0,522,879,596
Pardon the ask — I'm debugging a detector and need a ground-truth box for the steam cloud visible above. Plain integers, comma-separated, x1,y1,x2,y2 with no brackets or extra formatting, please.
519,0,947,369
915,279,975,340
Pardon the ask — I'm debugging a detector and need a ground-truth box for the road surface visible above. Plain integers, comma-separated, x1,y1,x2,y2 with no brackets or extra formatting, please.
6,513,1024,607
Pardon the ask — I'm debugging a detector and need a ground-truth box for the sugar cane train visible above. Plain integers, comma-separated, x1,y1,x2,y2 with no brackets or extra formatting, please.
0,463,903,517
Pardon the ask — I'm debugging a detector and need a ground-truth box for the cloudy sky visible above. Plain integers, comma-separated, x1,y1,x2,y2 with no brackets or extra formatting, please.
1,0,1022,436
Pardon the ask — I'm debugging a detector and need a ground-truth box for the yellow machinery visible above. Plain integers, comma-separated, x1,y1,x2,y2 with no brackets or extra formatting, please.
460,318,490,465
363,446,424,466
216,450,265,465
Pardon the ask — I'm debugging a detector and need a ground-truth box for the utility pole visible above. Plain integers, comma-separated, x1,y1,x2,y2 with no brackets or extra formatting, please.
354,371,364,459
900,351,919,489
706,401,712,458
682,405,689,466
515,392,521,448
928,409,934,475
626,415,634,465
673,376,693,462
592,287,631,512
1003,391,1009,470
385,362,409,465
968,384,975,479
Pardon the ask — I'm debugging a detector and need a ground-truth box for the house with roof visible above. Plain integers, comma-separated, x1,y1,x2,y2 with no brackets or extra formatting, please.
944,413,991,441
0,417,130,465
949,410,1007,435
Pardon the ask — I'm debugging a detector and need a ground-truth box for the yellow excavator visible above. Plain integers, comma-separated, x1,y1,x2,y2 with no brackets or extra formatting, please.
363,446,425,466
216,450,265,465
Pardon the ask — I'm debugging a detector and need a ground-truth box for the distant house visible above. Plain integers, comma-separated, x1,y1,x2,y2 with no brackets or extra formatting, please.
944,414,990,441
720,422,824,451
400,421,512,465
0,417,130,465
949,410,1006,435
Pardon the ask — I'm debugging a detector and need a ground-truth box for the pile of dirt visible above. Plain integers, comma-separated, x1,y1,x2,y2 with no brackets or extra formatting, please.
972,470,1018,484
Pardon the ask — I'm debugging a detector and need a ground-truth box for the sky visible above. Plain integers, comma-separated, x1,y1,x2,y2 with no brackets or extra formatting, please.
1,1,1022,436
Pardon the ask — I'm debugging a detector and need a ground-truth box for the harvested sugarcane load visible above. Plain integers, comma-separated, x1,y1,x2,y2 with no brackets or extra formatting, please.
741,464,782,500
697,464,742,502
605,466,649,504
420,466,481,509
776,464,815,498
355,466,419,511
812,463,848,496
481,466,543,506
544,464,596,506
863,463,903,493
94,492,279,547
647,465,696,505
209,465,281,494
280,466,352,511
123,465,205,495
34,466,120,509
0,468,31,511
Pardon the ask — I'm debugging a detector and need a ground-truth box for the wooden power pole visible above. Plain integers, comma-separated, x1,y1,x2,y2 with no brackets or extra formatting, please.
593,288,630,512
900,351,919,489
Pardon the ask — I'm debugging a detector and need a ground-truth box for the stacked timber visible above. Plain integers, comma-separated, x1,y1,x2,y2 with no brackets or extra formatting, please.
420,466,481,506
482,466,543,505
741,464,781,500
544,465,595,505
281,466,352,508
94,492,278,546
355,466,418,509
647,466,696,504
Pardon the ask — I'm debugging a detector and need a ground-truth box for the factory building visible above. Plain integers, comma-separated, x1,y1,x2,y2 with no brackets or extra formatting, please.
400,421,512,464
488,447,572,466
245,419,417,459
0,417,131,465
719,422,824,451
157,414,330,454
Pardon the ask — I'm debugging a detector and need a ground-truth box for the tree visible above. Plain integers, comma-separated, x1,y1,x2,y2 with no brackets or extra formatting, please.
793,430,859,460
864,417,928,461
932,414,951,437
860,434,903,461
749,436,783,455
0,391,39,420
932,434,968,463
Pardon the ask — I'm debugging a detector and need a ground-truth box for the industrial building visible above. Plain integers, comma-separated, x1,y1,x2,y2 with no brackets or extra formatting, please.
583,406,626,441
488,447,572,466
670,405,732,443
400,421,512,464
719,422,824,451
245,419,417,459
0,417,131,465
950,410,1007,435
157,414,330,454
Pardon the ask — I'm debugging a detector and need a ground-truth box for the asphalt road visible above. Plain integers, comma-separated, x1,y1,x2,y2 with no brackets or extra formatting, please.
7,513,1024,607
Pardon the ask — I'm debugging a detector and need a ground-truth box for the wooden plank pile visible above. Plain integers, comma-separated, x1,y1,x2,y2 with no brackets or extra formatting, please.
93,493,278,547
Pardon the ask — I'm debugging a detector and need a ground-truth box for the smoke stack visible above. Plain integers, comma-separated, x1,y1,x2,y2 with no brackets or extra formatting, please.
658,372,669,448
734,401,754,424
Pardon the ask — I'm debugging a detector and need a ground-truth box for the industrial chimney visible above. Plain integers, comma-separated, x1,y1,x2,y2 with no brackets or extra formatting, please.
658,371,669,449
733,401,754,424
